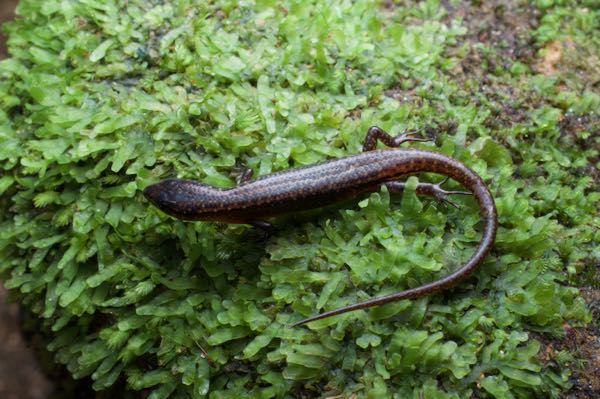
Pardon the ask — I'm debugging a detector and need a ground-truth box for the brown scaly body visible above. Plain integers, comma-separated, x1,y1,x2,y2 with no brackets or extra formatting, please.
144,127,497,326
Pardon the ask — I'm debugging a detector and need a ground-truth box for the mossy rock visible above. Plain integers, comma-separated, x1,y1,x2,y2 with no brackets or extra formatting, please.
0,0,598,398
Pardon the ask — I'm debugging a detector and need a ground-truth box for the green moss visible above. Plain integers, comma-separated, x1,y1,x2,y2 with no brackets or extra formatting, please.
0,0,598,398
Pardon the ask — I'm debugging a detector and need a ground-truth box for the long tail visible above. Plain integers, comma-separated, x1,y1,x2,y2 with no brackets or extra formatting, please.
290,151,497,327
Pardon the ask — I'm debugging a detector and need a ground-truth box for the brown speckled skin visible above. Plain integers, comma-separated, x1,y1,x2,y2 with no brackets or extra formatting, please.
144,127,497,326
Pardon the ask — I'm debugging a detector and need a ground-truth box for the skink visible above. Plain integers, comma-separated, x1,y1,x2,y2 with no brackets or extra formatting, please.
144,127,497,326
